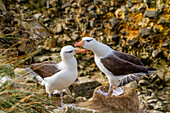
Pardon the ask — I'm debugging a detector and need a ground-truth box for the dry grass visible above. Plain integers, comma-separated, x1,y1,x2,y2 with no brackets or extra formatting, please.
0,36,58,113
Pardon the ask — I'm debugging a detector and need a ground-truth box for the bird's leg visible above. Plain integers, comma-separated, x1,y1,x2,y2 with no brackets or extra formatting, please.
96,85,112,96
57,92,66,109
48,94,52,104
57,91,75,109
60,92,65,108
112,86,125,96
49,94,52,98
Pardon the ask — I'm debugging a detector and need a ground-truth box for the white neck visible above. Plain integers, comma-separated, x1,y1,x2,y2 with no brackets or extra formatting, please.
60,57,77,69
91,41,112,57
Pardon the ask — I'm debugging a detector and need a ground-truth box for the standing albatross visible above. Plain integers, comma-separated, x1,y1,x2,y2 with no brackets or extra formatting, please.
25,45,87,108
74,37,157,96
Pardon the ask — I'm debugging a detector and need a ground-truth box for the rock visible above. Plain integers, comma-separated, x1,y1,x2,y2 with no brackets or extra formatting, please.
144,0,151,5
43,18,50,24
152,110,164,113
71,31,79,40
53,23,63,34
77,0,86,7
0,64,14,76
79,17,86,23
0,76,12,86
87,5,95,12
33,13,41,20
50,54,60,61
76,96,87,102
124,16,129,22
167,29,170,36
126,2,133,8
65,105,100,113
33,56,51,63
115,6,129,19
72,77,101,99
126,81,138,89
94,0,102,5
77,86,139,113
62,2,70,9
149,103,156,109
90,12,98,19
152,49,161,58
52,108,64,113
50,47,61,53
25,74,36,83
65,18,74,24
158,17,168,24
14,68,27,76
151,75,159,82
144,10,160,18
165,75,170,83
156,70,164,78
147,99,158,103
17,39,36,54
138,80,150,86
109,7,115,12
112,34,120,42
117,0,125,3
0,110,5,113
138,18,149,27
63,95,75,103
138,27,151,38
138,3,147,13
127,40,139,46
121,29,127,36
161,41,169,47
153,25,163,33
63,34,71,41
130,6,136,13
109,17,120,29
154,101,164,111
90,20,96,27
0,0,6,14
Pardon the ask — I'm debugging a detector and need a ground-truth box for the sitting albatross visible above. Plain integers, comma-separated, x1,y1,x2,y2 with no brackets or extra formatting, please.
74,37,157,96
25,45,87,108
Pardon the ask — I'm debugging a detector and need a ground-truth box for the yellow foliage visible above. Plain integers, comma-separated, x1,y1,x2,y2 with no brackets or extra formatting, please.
104,12,114,18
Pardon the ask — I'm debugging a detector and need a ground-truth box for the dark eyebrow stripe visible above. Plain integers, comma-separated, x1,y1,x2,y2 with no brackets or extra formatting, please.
87,39,93,42
65,50,73,53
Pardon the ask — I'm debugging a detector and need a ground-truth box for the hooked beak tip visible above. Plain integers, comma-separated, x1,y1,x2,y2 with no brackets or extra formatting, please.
74,48,88,53
74,40,84,47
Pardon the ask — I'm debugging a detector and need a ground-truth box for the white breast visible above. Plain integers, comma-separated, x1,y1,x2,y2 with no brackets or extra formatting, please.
94,55,121,86
44,69,78,93
95,55,113,76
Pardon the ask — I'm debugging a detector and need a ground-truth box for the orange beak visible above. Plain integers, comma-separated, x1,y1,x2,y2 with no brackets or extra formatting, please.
74,48,88,53
74,40,84,47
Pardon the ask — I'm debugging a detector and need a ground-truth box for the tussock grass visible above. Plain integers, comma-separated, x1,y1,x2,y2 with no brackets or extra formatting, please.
0,36,56,113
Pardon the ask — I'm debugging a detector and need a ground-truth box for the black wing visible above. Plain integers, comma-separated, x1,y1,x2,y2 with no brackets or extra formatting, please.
100,53,148,76
30,62,60,78
114,51,144,66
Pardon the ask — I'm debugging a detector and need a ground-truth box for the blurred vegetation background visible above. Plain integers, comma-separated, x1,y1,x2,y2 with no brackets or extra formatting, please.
0,0,169,112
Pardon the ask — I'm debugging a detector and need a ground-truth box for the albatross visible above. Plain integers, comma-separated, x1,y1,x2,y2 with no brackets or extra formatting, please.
25,45,87,108
74,37,157,96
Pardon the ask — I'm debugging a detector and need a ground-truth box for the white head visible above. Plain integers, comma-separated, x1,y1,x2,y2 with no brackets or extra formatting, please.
60,45,88,59
60,45,76,59
74,37,98,51
74,37,112,57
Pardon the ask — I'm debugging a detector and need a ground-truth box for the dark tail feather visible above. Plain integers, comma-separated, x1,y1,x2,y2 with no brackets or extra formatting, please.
118,73,145,87
147,67,157,71
25,67,44,82
146,67,157,77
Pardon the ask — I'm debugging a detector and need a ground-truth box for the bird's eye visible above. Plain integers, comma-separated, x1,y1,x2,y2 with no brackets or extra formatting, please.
86,39,93,42
66,50,73,53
